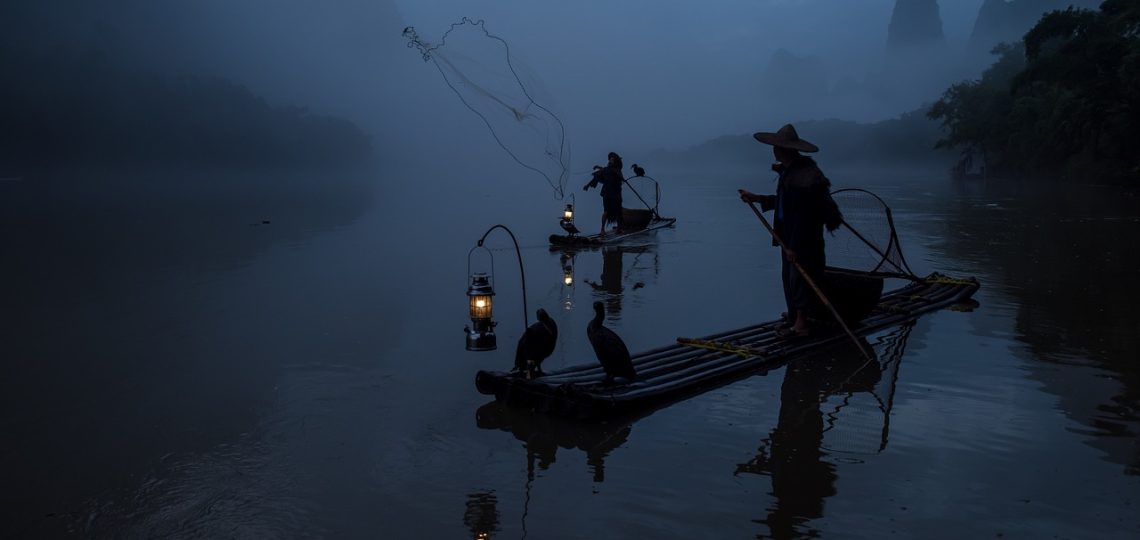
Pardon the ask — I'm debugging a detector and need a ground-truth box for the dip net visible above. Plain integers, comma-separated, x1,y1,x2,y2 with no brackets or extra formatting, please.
826,188,918,280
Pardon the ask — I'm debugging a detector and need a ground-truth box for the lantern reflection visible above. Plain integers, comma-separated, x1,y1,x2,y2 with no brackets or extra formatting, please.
560,252,575,310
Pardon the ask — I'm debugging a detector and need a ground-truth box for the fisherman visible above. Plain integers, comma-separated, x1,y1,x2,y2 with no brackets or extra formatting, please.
739,124,842,337
583,152,625,235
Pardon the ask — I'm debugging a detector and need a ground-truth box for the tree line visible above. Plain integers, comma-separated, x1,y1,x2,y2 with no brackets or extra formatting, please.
929,0,1140,184
0,47,373,174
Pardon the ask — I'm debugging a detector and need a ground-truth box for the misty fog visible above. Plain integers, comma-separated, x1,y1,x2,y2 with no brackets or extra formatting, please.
4,1,1136,538
4,0,1087,174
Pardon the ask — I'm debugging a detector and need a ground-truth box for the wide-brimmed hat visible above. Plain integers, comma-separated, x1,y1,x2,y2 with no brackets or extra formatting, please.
753,124,819,153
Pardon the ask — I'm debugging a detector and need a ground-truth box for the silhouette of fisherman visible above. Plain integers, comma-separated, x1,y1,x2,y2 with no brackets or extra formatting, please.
584,152,625,235
739,124,842,337
739,348,881,538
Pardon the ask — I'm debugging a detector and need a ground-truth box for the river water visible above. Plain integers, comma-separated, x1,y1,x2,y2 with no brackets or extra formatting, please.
2,166,1137,539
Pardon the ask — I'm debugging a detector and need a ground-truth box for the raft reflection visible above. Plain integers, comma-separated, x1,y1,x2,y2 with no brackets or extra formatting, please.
475,401,633,483
738,322,914,539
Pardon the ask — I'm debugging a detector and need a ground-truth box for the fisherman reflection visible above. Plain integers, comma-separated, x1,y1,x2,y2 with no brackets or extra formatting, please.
738,346,880,539
463,491,500,539
583,246,625,319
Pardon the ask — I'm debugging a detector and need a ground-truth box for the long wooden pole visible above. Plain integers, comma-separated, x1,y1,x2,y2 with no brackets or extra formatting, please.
744,200,874,361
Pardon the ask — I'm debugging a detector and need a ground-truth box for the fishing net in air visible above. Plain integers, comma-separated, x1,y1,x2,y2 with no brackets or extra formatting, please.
826,188,917,280
404,18,570,198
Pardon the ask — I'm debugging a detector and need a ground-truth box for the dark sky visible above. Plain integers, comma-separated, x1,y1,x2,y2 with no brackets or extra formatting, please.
393,0,988,152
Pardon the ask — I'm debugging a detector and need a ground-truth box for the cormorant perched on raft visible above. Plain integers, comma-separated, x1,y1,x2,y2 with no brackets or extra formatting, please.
560,218,580,236
631,164,646,177
514,309,558,379
586,301,636,385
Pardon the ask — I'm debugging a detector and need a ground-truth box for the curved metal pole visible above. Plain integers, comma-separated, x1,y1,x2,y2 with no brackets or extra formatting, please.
622,175,661,218
477,224,529,328
838,221,916,280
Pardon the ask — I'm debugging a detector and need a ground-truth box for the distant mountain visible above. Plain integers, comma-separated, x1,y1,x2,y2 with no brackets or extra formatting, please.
887,0,946,53
648,109,954,173
875,1,961,116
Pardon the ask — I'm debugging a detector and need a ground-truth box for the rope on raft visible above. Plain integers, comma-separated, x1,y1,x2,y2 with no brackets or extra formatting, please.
923,275,979,287
676,337,769,359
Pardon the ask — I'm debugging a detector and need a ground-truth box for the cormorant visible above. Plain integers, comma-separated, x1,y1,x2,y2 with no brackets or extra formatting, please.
632,164,646,177
560,219,580,236
586,301,636,384
514,309,558,378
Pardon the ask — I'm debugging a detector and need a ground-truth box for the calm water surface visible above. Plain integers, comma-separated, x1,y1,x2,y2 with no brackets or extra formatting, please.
2,167,1137,539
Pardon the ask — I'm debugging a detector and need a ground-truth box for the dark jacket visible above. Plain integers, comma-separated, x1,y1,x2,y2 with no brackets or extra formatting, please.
758,157,842,264
586,164,624,201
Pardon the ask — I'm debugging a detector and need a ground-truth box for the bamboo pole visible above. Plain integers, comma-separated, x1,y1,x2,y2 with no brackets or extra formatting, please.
743,200,874,361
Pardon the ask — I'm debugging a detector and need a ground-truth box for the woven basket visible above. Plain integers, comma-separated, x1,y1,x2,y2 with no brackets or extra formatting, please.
816,268,884,324
621,208,653,229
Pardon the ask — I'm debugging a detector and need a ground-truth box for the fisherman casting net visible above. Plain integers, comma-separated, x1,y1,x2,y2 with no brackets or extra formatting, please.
404,18,571,199
826,188,917,280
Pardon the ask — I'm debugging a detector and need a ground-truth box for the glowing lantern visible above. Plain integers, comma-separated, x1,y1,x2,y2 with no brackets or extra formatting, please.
559,203,580,236
465,224,530,352
465,272,497,351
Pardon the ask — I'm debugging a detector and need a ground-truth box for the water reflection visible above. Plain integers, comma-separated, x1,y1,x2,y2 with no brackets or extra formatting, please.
570,245,659,321
475,401,632,484
737,323,914,539
558,251,576,312
933,182,1140,474
474,400,637,538
0,172,376,536
463,491,501,540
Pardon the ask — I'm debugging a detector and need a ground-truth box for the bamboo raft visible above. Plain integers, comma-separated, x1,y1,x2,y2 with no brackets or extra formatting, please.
475,273,979,421
549,216,676,247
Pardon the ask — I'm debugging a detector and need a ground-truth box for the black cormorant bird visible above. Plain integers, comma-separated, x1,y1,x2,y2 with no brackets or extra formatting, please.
586,301,636,384
560,218,580,236
514,309,558,378
631,164,646,177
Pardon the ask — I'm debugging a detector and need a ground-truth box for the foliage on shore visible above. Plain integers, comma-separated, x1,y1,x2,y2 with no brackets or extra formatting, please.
929,0,1140,184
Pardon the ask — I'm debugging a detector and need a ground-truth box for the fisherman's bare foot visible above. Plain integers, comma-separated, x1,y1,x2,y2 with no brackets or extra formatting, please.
776,325,810,338
792,312,810,336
